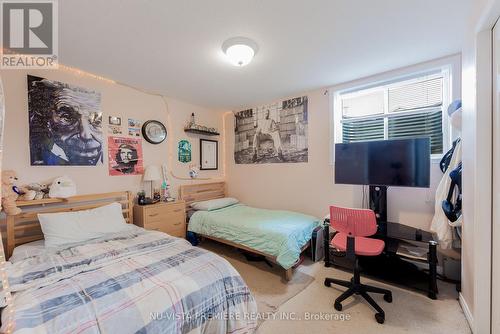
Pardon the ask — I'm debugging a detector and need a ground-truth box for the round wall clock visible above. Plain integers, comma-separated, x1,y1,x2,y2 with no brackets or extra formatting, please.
142,120,167,144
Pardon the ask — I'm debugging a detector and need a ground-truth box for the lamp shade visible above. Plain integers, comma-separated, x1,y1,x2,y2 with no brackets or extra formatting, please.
222,37,258,67
143,165,161,181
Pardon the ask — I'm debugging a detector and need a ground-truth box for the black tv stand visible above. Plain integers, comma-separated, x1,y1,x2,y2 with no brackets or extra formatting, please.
324,220,439,299
369,185,387,221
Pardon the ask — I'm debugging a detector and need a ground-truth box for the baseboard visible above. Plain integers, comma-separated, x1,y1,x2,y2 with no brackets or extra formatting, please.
459,293,474,331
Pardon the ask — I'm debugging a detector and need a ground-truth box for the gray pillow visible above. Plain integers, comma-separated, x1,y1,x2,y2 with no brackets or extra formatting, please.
190,197,239,211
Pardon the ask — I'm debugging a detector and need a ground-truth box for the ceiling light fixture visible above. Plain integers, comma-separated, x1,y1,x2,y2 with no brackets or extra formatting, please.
221,37,258,67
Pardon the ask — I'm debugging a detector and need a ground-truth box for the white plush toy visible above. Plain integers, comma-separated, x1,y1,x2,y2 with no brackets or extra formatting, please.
48,176,76,198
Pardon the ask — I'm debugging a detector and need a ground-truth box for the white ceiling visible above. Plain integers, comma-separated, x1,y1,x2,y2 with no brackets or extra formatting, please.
59,0,471,110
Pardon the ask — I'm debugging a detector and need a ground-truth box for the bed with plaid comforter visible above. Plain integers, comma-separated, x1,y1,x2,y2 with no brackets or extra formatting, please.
1,227,257,334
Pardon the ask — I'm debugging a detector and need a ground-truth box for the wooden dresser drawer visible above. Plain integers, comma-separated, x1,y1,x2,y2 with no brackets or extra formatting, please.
145,204,184,219
145,209,184,224
146,224,186,238
146,217,184,232
133,201,186,238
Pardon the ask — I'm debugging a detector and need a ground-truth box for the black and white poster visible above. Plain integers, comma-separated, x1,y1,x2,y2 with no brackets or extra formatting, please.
234,96,308,164
27,75,103,166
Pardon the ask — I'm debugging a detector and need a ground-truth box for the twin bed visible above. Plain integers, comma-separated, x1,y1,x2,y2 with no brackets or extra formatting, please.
1,183,320,333
179,182,320,281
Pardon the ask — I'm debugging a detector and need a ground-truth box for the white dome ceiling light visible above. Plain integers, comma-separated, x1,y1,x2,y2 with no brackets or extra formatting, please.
221,37,258,67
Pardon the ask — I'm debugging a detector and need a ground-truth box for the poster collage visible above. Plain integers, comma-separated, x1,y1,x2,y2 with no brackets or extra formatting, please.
27,75,144,176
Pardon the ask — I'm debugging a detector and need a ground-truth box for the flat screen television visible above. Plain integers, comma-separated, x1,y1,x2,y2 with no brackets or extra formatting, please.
335,138,431,188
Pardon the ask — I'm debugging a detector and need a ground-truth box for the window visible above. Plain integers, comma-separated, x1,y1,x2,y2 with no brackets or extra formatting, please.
336,71,449,155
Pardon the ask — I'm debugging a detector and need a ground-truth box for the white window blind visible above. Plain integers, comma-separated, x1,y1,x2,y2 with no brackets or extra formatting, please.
340,74,445,154
342,90,384,118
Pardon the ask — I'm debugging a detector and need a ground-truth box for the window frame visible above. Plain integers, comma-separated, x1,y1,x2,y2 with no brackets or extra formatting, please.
330,55,460,163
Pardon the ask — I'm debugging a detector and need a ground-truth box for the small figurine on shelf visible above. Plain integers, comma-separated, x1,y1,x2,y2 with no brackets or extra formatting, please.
188,164,199,179
161,179,174,202
186,112,196,130
153,189,161,202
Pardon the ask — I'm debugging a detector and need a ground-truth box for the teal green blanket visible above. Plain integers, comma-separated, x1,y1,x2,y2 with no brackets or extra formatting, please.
188,204,320,269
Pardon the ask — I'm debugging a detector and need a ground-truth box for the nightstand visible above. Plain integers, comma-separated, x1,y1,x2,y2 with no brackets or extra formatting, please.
133,201,186,238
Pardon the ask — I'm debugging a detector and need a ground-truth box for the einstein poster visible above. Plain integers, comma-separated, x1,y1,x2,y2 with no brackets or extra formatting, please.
234,96,308,164
108,137,144,176
27,75,103,166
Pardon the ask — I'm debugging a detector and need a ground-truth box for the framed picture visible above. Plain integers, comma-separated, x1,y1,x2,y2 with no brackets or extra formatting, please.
178,140,192,163
234,95,308,164
200,139,218,170
108,136,144,176
27,75,103,166
109,116,121,126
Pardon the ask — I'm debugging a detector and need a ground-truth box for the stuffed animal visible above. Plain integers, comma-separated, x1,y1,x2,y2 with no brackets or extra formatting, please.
27,183,49,200
48,176,76,198
1,170,36,215
40,183,50,198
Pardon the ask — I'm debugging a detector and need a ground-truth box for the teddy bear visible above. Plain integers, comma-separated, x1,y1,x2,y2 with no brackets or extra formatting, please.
1,170,36,215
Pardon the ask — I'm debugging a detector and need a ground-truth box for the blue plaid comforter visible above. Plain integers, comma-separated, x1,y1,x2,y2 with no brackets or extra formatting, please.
1,227,257,333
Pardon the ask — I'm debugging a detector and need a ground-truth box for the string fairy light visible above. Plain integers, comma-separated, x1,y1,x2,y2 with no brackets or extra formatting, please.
1,48,116,85
1,49,233,180
0,58,231,332
0,232,14,334
58,64,116,84
0,74,14,333
222,111,233,178
43,62,229,181
0,51,231,179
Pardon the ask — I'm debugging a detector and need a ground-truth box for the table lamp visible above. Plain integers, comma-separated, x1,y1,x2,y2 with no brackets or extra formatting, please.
143,165,161,199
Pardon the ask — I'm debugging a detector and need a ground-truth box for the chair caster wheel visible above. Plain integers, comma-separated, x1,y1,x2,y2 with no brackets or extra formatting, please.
334,301,342,311
324,280,331,287
384,293,392,303
375,313,385,324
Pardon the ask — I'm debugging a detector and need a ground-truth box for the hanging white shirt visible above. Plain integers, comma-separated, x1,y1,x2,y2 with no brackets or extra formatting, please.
430,139,462,249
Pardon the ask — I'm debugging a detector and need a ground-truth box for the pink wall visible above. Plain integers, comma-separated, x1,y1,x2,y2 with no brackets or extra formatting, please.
0,67,225,198
0,65,448,232
225,88,442,231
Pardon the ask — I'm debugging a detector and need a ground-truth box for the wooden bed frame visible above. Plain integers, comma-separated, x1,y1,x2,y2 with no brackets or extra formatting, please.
179,182,310,281
1,191,133,258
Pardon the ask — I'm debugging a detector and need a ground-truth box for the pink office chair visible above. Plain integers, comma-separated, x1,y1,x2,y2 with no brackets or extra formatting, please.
324,206,392,324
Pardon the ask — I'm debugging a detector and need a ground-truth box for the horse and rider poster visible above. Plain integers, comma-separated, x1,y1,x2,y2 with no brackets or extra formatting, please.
234,96,308,164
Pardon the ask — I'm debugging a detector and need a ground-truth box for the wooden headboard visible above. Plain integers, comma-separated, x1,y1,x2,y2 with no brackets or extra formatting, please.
178,182,226,209
2,191,133,258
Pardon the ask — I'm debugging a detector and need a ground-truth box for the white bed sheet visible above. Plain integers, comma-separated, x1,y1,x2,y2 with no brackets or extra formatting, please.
9,240,47,263
9,225,146,263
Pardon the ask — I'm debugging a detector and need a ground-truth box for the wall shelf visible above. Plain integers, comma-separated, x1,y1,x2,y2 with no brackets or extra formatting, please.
16,198,62,207
184,128,220,136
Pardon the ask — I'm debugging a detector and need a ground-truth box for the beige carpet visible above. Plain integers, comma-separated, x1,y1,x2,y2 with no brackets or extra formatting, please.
200,240,471,334
199,240,315,316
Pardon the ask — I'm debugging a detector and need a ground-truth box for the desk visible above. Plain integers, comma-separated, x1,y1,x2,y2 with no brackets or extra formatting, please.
324,220,439,299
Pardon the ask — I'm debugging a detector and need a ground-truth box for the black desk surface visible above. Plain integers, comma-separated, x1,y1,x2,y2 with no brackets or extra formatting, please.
376,221,434,243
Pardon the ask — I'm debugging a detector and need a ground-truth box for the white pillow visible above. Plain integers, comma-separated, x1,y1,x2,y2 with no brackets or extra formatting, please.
38,202,133,247
191,197,239,211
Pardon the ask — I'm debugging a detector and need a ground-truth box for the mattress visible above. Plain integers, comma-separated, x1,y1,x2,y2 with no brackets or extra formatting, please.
3,227,257,333
188,204,321,269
